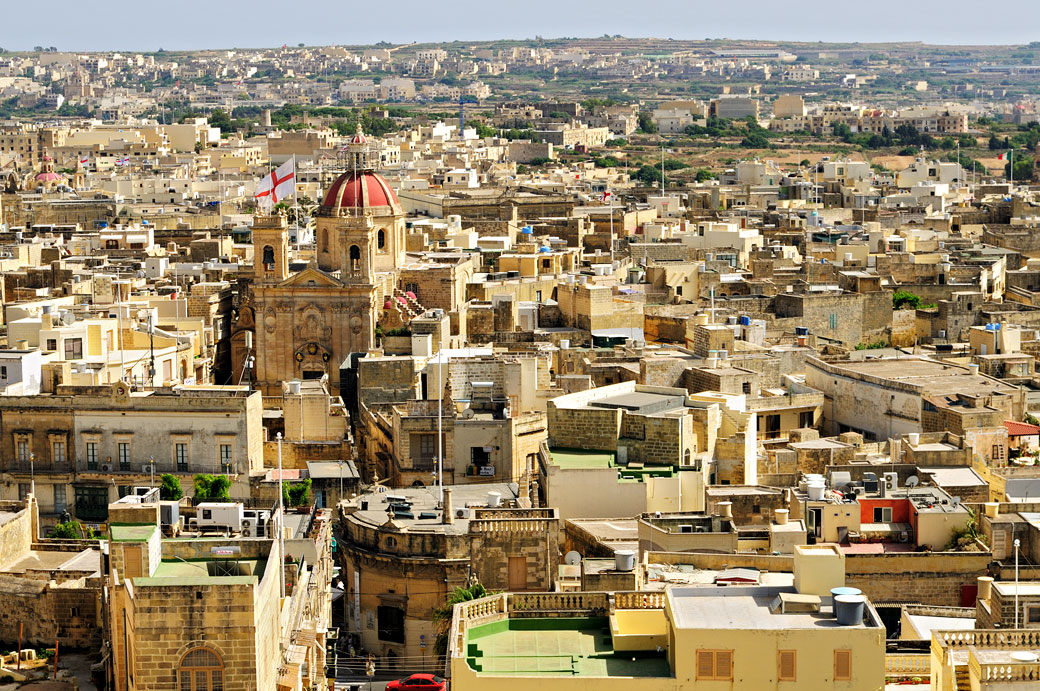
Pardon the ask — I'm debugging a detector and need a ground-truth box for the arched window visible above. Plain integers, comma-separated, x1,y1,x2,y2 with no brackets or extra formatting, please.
261,245,275,270
349,245,361,271
320,228,329,250
178,648,224,691
377,228,386,250
683,449,691,466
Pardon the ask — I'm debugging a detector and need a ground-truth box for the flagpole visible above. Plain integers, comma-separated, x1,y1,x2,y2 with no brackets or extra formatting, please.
292,154,300,255
1010,149,1014,187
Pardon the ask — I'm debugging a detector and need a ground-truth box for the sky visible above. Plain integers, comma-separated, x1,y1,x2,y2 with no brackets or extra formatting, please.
4,0,1039,52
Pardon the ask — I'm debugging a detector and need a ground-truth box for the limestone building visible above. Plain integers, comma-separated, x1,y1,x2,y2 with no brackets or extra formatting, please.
251,128,407,394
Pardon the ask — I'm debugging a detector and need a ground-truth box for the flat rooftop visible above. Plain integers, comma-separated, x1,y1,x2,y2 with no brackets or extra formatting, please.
586,391,686,415
465,617,671,678
351,482,521,534
667,585,882,631
137,557,268,586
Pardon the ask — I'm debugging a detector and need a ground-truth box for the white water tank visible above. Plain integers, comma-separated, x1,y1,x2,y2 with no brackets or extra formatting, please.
288,380,302,395
614,549,635,572
908,433,920,446
487,491,502,508
807,482,826,501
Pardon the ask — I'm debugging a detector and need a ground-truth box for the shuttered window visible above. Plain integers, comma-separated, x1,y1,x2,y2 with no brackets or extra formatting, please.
696,650,734,681
778,650,796,681
834,649,852,681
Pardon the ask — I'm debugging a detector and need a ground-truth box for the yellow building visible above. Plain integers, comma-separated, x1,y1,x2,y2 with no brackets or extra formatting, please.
449,545,885,690
106,491,334,691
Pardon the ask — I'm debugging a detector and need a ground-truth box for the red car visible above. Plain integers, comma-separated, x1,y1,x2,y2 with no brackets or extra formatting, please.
385,673,447,691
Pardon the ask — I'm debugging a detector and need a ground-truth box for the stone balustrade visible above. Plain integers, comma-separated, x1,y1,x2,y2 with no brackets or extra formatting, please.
970,656,1040,683
614,591,666,609
885,653,929,677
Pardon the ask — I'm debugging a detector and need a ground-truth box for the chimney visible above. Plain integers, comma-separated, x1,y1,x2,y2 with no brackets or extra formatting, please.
984,502,1000,519
775,508,789,526
442,488,454,525
978,576,994,603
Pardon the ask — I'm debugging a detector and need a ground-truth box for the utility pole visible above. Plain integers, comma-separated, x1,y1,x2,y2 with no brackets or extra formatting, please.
147,314,156,387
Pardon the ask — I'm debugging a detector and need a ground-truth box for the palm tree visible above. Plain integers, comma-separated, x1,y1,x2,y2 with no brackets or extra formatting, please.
432,581,496,660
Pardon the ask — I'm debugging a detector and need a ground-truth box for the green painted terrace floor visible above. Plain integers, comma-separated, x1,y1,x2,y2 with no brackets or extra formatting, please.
465,617,671,677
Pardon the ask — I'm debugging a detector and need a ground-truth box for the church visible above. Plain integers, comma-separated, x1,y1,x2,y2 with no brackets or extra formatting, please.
246,128,408,395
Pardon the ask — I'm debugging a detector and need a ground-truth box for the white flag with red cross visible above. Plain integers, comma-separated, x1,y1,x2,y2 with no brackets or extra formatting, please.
254,159,295,209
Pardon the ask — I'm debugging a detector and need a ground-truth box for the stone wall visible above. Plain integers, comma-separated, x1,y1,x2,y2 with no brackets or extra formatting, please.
843,551,991,606
0,575,102,649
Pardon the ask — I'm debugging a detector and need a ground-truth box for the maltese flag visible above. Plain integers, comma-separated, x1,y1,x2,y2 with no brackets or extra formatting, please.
254,159,295,208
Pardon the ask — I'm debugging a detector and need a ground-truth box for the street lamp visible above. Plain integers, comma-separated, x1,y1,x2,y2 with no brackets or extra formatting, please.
29,452,35,496
149,456,154,488
1015,538,1022,628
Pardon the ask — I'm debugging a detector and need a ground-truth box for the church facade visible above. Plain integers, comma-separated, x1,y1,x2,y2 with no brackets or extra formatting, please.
248,130,407,395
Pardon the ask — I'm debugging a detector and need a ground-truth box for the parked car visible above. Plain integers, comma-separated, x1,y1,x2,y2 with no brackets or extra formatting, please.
385,673,448,691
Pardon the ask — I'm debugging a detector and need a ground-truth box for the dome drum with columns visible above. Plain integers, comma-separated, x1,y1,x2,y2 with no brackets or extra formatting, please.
315,126,406,275
248,126,408,394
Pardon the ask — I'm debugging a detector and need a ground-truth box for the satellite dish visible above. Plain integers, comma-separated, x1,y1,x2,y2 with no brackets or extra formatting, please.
1012,652,1039,662
906,475,920,488
564,551,582,566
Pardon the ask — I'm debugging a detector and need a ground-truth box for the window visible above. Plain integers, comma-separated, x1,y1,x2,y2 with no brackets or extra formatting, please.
799,411,814,429
46,339,57,351
64,338,83,360
742,382,752,395
377,605,405,644
118,442,131,471
74,485,108,521
0,366,7,379
54,484,66,513
86,442,99,470
178,648,224,691
219,444,232,472
1027,605,1040,625
18,483,30,500
828,313,838,330
15,438,30,463
696,650,733,681
52,440,66,465
873,506,893,522
834,650,852,681
993,444,1005,461
175,443,189,472
778,650,796,681
377,228,386,249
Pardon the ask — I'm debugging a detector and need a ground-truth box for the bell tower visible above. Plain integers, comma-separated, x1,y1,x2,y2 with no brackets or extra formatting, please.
341,214,376,284
252,213,289,283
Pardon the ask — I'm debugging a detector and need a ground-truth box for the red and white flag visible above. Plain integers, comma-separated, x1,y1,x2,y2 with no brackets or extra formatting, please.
254,159,295,208
601,190,612,202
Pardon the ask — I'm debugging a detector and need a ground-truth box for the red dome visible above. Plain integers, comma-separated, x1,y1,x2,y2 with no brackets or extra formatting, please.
383,299,394,309
321,171,400,214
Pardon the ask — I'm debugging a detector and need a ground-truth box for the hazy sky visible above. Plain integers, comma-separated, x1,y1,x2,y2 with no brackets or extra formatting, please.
5,0,1039,51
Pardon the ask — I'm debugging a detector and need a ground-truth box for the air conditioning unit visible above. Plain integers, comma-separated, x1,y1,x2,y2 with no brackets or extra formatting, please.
455,508,468,519
100,463,112,472
142,464,155,474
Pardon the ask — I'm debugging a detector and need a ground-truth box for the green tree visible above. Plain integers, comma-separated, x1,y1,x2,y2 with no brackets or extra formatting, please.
193,474,231,502
694,168,717,182
892,290,923,311
433,582,497,658
637,112,657,134
635,164,665,186
283,478,313,507
160,474,183,501
50,521,83,539
1006,155,1033,181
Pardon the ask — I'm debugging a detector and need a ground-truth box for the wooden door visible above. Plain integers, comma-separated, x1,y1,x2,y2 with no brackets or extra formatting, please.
508,556,527,591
